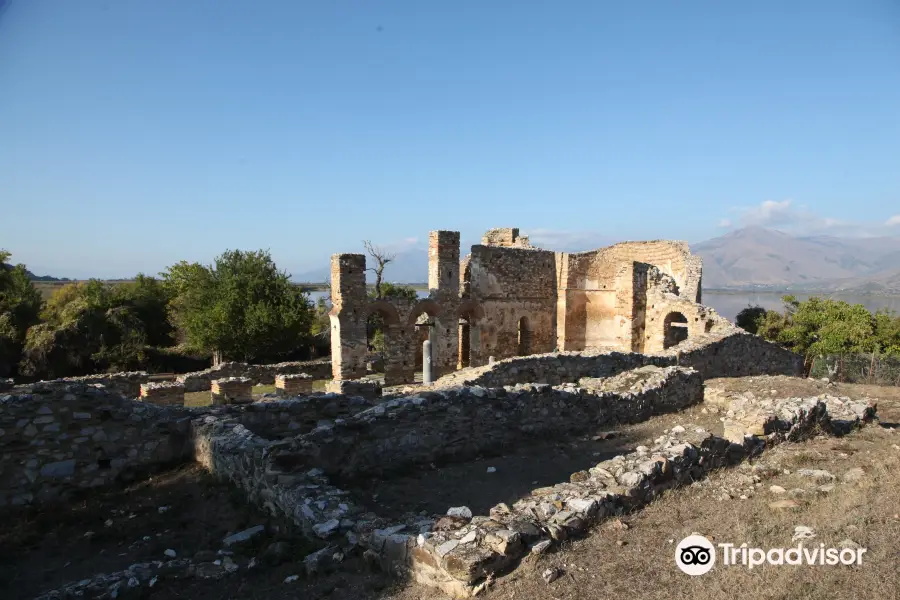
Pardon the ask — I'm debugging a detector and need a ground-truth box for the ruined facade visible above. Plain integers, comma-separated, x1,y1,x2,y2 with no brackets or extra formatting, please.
330,227,728,384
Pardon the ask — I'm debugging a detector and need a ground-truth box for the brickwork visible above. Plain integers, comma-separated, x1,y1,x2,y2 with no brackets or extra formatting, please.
139,381,185,406
274,373,313,397
210,377,253,405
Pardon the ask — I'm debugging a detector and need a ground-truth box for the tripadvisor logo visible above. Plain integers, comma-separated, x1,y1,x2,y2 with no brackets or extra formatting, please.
675,535,868,575
675,535,716,575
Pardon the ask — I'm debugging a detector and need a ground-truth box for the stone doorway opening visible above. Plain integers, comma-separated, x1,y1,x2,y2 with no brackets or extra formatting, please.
663,312,689,348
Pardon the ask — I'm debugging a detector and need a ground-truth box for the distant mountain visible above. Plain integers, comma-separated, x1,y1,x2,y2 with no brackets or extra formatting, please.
693,226,900,293
24,269,71,282
294,244,431,284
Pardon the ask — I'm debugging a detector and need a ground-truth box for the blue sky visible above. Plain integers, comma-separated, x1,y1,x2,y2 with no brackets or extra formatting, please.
2,0,899,279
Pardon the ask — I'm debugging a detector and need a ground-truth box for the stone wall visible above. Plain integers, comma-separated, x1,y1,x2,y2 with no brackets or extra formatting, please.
330,233,470,385
466,244,557,361
0,383,194,507
176,359,331,393
229,394,379,439
434,329,802,388
324,379,383,399
14,371,151,399
279,366,702,480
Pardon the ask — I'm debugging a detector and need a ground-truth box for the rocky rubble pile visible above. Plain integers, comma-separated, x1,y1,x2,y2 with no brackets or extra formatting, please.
705,388,877,443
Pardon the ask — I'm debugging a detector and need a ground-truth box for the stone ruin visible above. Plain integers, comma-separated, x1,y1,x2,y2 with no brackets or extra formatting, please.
329,227,722,387
0,229,885,599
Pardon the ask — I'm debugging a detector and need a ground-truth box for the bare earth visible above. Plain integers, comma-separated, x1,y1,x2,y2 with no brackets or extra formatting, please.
3,376,899,600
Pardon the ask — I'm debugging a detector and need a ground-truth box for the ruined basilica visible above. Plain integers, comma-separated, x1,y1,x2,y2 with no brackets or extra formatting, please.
330,227,725,385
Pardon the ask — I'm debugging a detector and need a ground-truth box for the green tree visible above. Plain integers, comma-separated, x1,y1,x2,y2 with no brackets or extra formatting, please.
735,304,768,334
162,249,312,363
19,279,153,377
0,250,43,376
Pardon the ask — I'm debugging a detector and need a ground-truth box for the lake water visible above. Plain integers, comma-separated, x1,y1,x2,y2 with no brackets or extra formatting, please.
703,292,900,322
306,290,900,323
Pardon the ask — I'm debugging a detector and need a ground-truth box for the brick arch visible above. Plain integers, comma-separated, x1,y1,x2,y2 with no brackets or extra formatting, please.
364,300,401,326
457,300,485,321
407,299,442,325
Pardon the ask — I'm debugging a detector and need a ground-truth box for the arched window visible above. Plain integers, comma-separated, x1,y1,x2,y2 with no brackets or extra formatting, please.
517,316,531,355
663,312,689,349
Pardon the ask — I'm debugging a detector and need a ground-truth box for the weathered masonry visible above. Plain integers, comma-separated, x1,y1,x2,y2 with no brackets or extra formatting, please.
330,228,734,385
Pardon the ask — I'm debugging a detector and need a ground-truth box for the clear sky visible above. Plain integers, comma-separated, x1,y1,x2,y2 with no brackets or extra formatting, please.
2,0,899,279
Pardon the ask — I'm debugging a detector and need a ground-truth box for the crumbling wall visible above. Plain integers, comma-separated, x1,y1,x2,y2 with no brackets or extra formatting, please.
435,329,802,388
281,367,703,480
330,233,469,385
556,241,700,352
176,360,331,393
232,394,378,439
467,244,557,361
14,371,151,399
0,383,194,507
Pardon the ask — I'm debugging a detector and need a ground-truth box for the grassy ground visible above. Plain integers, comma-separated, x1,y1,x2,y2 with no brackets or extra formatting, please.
183,380,329,407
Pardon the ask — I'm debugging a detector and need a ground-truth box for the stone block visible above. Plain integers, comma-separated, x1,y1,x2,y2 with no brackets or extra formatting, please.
275,373,313,397
211,377,253,405
139,381,185,406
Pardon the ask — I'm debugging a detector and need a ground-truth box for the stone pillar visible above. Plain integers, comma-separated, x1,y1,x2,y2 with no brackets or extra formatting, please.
275,373,313,397
428,230,460,377
139,381,185,406
211,377,253,405
330,253,368,381
422,339,433,384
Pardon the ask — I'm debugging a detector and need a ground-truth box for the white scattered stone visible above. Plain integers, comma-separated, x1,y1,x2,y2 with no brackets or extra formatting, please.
447,506,473,519
312,519,340,538
158,506,169,514
531,540,552,555
436,539,460,557
486,466,497,473
842,468,865,483
164,549,177,558
797,468,835,482
460,530,478,544
671,425,686,434
792,525,816,542
542,567,562,584
222,525,265,546
283,575,299,583
769,485,787,494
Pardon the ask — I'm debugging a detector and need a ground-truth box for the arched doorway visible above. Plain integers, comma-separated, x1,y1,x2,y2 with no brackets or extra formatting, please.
663,312,689,349
409,299,441,382
457,301,484,369
364,301,401,384
517,316,531,356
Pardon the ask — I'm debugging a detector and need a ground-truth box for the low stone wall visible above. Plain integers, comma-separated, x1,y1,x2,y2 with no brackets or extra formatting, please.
191,377,876,598
324,379,383,399
211,377,252,405
177,359,332,392
0,378,13,392
281,366,702,480
0,383,194,507
231,394,378,438
654,329,804,379
435,330,802,389
139,381,185,406
15,371,151,399
275,373,313,397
